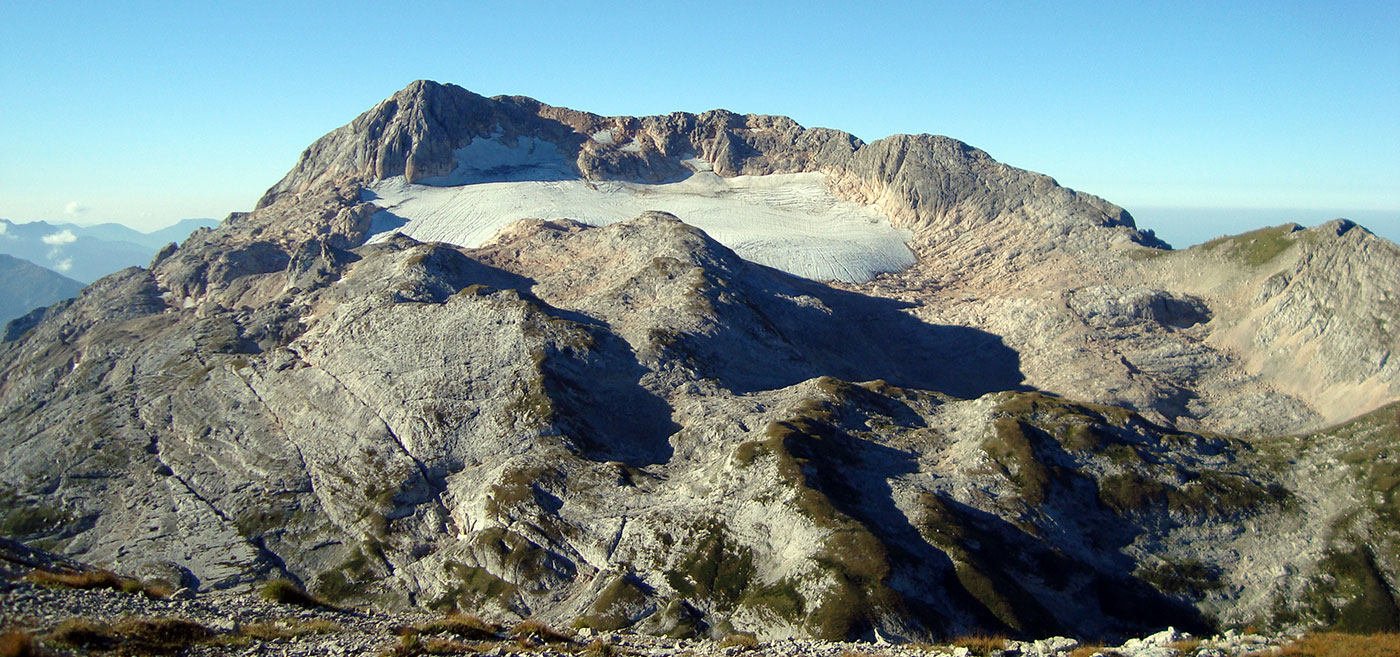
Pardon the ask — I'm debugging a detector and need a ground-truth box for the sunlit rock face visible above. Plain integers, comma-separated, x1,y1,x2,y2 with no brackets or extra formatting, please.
2,80,1397,641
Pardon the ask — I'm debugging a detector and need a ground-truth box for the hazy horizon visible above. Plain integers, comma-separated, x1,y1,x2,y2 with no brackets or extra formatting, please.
5,203,1399,257
1131,206,1400,248
0,215,215,233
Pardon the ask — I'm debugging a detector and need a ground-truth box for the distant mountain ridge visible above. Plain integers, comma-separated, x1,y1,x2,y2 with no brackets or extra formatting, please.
0,217,217,283
0,253,84,325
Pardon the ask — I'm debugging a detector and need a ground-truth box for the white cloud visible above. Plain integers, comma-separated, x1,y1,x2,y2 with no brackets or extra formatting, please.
42,229,77,245
0,222,7,237
65,201,88,216
53,258,73,272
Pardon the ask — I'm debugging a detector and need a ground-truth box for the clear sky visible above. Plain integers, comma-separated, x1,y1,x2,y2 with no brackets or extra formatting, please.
1,1,1396,247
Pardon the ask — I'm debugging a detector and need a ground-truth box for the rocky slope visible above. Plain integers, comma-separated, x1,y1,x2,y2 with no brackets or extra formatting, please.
1,81,1396,643
237,81,1399,436
1,540,1306,657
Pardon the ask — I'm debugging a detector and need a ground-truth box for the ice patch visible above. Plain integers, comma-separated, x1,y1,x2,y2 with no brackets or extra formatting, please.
590,129,616,145
365,172,915,283
416,135,574,186
619,140,644,153
681,156,712,172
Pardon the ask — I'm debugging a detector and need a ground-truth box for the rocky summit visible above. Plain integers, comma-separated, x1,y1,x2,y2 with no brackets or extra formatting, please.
1,81,1397,646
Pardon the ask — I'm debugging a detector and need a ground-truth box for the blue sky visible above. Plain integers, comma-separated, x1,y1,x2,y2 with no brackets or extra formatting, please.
1,1,1396,247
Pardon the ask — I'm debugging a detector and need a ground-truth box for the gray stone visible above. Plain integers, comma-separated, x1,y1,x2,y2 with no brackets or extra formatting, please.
1,81,1396,643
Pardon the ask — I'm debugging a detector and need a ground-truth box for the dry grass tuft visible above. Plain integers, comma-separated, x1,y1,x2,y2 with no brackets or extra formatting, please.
46,617,216,653
383,631,479,657
719,633,759,650
22,568,170,599
380,630,422,657
949,634,1008,656
585,637,615,657
414,613,496,640
1068,645,1125,657
422,637,476,654
510,619,571,644
1167,638,1202,653
1279,632,1400,657
259,578,331,609
0,630,53,657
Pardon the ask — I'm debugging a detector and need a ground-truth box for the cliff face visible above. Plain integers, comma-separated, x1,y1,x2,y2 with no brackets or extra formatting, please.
1,80,1397,641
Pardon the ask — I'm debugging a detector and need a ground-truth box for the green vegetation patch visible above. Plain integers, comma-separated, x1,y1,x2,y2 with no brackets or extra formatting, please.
413,613,497,640
804,528,900,640
740,578,806,622
1136,560,1224,599
1097,472,1171,514
502,372,556,429
433,562,519,612
665,523,755,609
915,493,1051,635
472,527,557,590
734,417,849,527
1265,402,1400,632
983,418,1052,505
509,619,572,643
312,544,380,603
233,506,288,537
576,574,650,631
728,386,910,639
0,486,74,541
996,391,1133,428
1195,224,1303,267
1279,632,1400,657
1127,246,1171,261
1300,546,1400,633
484,465,552,519
1165,471,1290,517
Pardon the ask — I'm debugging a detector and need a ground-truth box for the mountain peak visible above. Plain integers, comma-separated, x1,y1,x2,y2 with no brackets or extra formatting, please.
258,81,555,206
252,80,1160,272
2,80,1398,641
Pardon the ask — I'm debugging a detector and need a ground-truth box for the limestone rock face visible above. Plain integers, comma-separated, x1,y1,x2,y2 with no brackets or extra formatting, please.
229,81,1400,433
1,81,1398,640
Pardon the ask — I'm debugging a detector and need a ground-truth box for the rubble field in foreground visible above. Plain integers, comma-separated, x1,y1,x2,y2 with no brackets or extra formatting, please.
1,579,1306,657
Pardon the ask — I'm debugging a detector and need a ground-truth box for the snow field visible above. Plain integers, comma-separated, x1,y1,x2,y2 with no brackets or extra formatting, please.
365,171,915,283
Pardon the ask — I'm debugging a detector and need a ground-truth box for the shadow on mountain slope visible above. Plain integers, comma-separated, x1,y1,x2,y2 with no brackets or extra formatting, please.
768,384,1211,639
706,262,1029,398
543,328,680,467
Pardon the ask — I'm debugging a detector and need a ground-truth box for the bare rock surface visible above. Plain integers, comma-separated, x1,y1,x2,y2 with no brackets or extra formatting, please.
2,80,1398,643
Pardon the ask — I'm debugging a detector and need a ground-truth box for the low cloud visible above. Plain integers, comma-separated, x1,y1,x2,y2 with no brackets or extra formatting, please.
65,201,88,216
53,258,74,273
42,229,77,245
0,222,7,236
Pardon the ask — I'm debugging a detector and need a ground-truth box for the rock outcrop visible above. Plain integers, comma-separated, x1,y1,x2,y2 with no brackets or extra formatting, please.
1,81,1397,642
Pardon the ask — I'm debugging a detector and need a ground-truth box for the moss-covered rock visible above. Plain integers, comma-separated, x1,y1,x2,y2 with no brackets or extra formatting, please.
576,573,653,631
